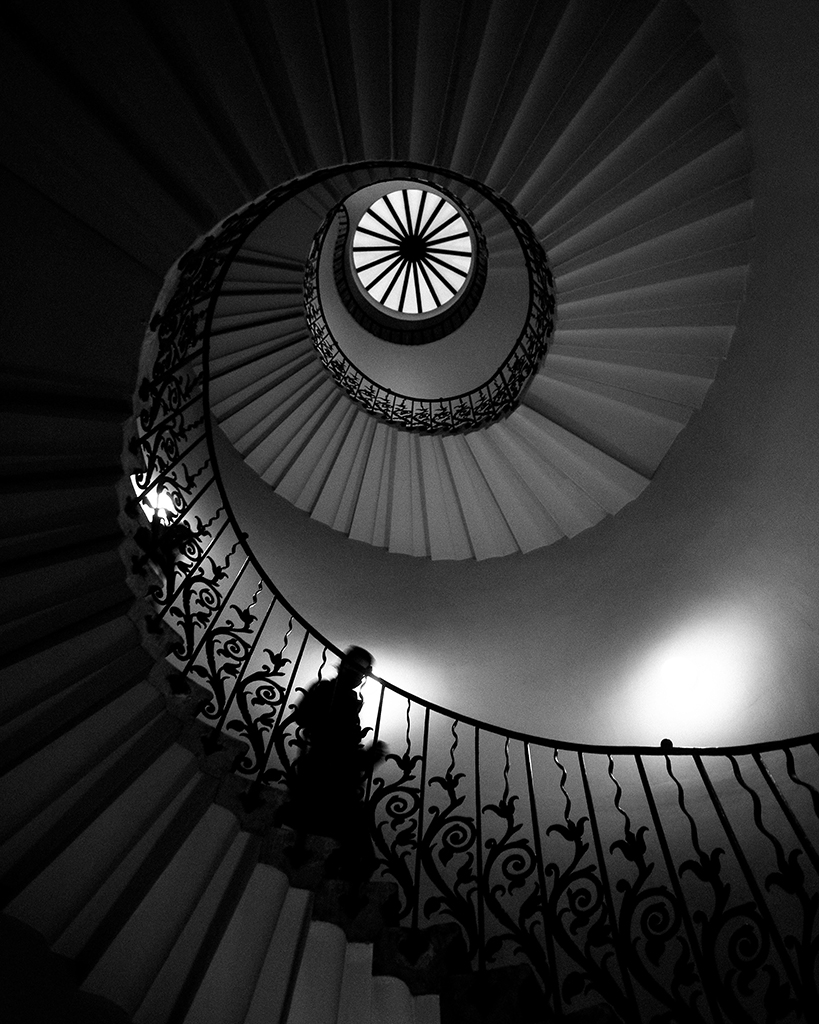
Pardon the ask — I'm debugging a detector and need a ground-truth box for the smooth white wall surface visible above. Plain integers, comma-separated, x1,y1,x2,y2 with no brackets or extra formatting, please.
216,0,819,748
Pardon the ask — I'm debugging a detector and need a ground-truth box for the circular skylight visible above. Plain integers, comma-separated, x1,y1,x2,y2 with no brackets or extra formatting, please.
352,188,474,315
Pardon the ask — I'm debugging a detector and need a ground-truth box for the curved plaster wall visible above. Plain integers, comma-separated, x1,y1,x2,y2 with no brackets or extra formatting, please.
217,0,819,750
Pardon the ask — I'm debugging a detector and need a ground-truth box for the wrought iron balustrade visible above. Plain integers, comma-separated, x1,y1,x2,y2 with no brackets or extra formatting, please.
124,166,819,1024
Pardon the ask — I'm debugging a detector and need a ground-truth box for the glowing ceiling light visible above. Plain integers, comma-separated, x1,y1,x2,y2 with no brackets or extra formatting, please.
627,613,765,745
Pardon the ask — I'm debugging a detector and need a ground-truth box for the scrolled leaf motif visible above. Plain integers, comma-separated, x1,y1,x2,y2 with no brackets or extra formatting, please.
369,754,423,917
489,841,537,898
679,846,726,888
437,818,477,868
226,679,285,778
484,794,537,898
168,579,220,660
633,888,681,969
766,846,806,898
370,755,422,818
546,814,589,847
226,717,264,776
248,682,287,729
383,787,421,828
214,632,251,665
726,912,770,985
562,871,607,938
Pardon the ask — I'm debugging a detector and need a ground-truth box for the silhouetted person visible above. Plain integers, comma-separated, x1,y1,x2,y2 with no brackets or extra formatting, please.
132,516,196,602
288,646,386,884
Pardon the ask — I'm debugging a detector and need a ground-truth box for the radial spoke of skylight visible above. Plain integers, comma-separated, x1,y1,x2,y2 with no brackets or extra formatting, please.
423,259,459,295
408,189,425,233
379,195,408,238
431,254,472,274
426,254,468,281
422,212,460,245
353,244,398,254
363,205,404,241
398,259,412,311
360,255,404,291
377,261,408,309
356,222,404,245
420,207,456,244
417,262,440,307
417,196,446,239
354,251,401,274
404,265,420,313
427,231,470,249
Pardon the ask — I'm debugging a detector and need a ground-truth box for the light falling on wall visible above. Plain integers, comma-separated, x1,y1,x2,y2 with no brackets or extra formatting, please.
356,650,452,753
625,608,769,747
290,647,426,754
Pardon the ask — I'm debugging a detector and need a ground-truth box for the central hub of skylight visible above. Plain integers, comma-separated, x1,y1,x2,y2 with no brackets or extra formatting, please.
352,187,473,315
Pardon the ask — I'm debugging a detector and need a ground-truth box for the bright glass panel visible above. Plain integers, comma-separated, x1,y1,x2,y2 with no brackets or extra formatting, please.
352,187,474,315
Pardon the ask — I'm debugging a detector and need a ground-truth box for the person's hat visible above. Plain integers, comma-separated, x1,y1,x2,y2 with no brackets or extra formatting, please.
341,645,374,673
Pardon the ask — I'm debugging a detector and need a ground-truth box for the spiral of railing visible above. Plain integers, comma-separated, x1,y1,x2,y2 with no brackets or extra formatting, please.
125,167,819,1024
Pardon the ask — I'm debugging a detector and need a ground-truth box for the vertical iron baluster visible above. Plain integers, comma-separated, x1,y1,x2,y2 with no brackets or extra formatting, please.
498,366,508,403
143,344,206,390
412,707,431,932
244,608,296,780
164,473,217,522
133,421,203,486
269,629,310,735
256,626,311,783
755,749,819,878
135,394,202,447
785,744,819,820
212,589,277,735
635,754,724,1024
152,515,232,623
136,359,204,431
131,443,211,517
136,433,209,498
474,727,485,971
178,554,250,672
524,741,561,1020
577,751,639,1020
365,682,386,803
129,463,214,538
695,754,803,1001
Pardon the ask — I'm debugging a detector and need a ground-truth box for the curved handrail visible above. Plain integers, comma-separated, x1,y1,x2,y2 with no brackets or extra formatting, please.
127,163,819,1022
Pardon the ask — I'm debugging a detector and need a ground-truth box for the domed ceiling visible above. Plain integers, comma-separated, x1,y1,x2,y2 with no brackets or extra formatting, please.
206,0,752,560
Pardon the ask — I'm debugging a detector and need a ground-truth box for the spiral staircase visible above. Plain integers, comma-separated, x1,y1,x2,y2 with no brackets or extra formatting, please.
3,1,819,1022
